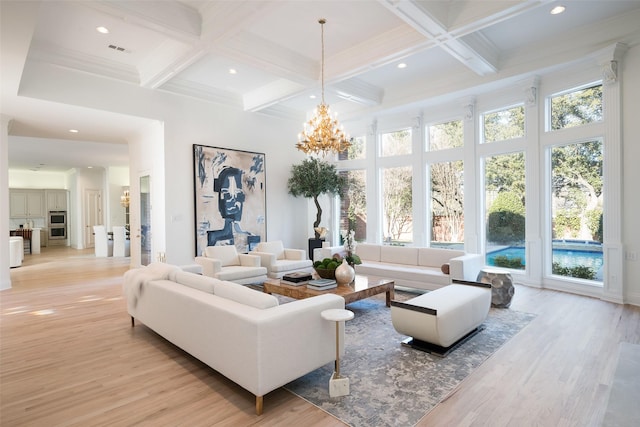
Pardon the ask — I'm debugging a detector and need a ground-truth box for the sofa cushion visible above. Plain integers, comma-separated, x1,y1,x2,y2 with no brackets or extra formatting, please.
204,245,240,266
357,244,381,262
256,241,285,260
381,246,418,265
213,280,279,309
418,248,464,267
173,270,216,293
269,259,313,273
215,265,267,282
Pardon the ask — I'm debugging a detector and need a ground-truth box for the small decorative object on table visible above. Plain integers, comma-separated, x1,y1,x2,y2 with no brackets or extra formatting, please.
335,258,355,285
340,228,361,267
281,272,313,286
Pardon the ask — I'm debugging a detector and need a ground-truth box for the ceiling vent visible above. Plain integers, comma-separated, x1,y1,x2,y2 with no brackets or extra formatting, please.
108,44,127,52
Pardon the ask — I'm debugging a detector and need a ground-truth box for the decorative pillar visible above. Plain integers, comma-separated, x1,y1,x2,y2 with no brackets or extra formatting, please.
596,43,627,303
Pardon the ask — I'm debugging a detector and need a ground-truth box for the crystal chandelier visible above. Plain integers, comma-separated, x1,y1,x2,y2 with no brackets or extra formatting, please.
296,19,351,156
120,189,130,208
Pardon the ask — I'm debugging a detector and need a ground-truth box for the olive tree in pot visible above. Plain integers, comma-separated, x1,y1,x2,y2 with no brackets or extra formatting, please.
287,158,346,253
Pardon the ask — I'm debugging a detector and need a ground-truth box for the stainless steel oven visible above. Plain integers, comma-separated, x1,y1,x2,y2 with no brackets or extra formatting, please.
49,225,67,240
49,210,67,226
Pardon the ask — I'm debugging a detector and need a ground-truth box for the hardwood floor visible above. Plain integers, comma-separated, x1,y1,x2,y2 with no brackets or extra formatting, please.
1,247,638,426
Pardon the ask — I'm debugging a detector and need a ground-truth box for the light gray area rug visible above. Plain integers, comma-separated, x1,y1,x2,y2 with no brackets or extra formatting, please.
602,342,640,427
282,292,536,427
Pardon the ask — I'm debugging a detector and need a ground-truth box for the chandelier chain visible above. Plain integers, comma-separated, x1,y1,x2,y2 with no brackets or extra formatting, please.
295,18,351,156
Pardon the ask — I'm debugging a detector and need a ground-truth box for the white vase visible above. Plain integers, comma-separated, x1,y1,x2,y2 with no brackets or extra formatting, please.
335,258,355,285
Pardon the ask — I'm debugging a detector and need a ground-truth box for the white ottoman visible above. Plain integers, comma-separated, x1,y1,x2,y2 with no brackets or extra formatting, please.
390,280,491,355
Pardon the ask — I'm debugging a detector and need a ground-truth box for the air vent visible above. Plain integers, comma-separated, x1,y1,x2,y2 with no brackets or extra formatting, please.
108,44,127,52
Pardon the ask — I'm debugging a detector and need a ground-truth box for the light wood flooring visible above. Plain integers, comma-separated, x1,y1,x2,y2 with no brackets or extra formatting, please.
1,247,639,426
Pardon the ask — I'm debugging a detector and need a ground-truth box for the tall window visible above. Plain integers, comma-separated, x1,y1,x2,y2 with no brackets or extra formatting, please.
550,141,603,281
339,169,367,242
381,129,411,156
382,166,412,244
484,152,526,269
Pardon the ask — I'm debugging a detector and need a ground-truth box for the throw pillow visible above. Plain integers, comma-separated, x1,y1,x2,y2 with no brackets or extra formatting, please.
441,263,450,275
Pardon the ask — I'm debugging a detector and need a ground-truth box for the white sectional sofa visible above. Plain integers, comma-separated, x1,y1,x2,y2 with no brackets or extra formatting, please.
315,243,484,291
122,263,345,415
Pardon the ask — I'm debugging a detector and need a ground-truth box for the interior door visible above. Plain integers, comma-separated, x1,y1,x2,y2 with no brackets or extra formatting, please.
84,189,102,248
140,175,151,265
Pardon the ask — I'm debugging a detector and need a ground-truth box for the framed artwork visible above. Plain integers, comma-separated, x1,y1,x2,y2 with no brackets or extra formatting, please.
193,144,266,256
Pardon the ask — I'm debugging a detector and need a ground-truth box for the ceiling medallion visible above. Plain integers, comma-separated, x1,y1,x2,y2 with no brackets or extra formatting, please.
296,19,351,156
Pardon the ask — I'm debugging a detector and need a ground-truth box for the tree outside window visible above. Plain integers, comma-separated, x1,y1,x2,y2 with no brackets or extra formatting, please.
382,166,412,244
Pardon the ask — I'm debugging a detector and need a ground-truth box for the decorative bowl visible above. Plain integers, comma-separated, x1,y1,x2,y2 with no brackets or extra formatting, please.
314,267,336,280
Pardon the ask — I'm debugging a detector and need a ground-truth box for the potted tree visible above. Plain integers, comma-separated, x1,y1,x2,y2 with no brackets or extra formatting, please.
287,157,346,255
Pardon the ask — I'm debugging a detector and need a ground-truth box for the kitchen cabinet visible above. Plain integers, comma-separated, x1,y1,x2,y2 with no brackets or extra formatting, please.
46,190,68,211
10,190,45,218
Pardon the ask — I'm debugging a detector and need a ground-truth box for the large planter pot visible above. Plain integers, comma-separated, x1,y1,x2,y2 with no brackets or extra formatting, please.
308,238,325,260
335,258,355,285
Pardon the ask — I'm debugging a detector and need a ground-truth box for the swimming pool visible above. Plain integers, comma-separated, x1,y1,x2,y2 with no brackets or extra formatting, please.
486,246,604,271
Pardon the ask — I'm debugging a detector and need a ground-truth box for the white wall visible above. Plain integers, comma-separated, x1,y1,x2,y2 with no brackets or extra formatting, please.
8,170,68,189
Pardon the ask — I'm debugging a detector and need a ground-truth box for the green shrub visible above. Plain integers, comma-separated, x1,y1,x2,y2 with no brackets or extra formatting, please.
552,262,596,280
487,192,525,244
586,208,603,242
493,255,525,270
553,211,581,238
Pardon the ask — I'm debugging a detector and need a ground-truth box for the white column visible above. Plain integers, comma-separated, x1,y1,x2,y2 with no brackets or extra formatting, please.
596,43,627,303
1,116,12,290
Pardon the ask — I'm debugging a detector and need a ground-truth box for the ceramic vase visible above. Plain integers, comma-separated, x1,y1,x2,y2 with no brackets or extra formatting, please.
335,258,355,285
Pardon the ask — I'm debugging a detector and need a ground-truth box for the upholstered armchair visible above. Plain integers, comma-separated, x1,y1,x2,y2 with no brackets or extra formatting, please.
195,245,267,285
251,240,313,279
112,226,130,257
93,225,113,257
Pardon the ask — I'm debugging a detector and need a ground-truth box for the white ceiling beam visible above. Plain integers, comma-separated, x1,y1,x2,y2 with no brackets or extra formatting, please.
377,0,499,76
243,79,308,112
333,78,384,107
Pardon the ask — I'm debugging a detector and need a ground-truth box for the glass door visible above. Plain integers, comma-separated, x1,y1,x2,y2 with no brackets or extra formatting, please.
140,175,151,266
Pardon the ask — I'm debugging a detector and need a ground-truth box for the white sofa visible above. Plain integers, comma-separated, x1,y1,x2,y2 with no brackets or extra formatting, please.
315,243,483,291
122,263,344,415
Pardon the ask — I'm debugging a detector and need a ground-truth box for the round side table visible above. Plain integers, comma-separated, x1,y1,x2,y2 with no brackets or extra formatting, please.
321,308,354,397
477,268,515,308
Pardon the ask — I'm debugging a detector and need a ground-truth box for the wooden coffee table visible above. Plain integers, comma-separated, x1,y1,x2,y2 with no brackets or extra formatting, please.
263,274,395,307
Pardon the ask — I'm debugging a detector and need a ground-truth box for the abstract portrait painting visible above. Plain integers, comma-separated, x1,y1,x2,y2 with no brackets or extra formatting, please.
193,144,266,256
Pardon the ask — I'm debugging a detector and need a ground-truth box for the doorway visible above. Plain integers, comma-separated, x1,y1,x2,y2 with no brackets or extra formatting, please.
84,189,102,248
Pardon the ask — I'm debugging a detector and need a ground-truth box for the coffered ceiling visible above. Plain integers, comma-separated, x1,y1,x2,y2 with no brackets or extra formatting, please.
3,0,640,171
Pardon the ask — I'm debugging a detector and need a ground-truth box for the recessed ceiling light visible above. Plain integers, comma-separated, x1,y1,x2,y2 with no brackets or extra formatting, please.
550,5,565,15
96,26,110,34
310,94,317,99
87,166,93,169
397,63,407,69
69,129,79,133
229,68,237,74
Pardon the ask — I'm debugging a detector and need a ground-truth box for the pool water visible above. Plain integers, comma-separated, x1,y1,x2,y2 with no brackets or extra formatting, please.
486,246,603,271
